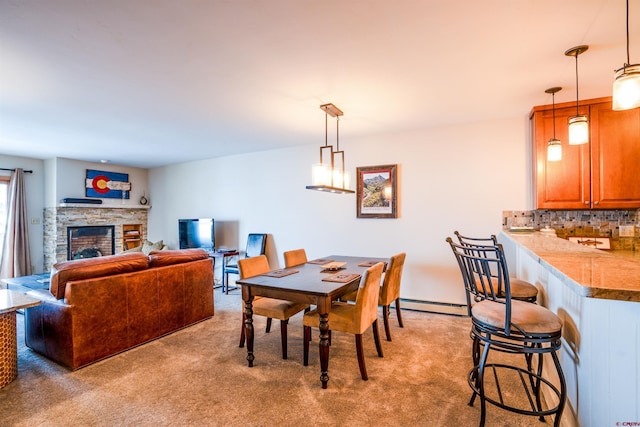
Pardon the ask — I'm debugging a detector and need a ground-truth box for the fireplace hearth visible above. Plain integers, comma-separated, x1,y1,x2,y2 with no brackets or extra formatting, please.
67,225,115,260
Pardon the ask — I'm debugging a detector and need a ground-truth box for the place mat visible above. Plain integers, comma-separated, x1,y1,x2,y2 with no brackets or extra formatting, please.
358,260,381,267
263,269,299,278
322,272,361,283
307,258,334,265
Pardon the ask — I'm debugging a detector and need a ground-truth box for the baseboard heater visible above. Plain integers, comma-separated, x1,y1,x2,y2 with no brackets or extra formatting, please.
396,298,468,316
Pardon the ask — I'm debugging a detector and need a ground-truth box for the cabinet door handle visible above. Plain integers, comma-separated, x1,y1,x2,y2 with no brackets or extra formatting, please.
585,201,590,205
594,201,599,205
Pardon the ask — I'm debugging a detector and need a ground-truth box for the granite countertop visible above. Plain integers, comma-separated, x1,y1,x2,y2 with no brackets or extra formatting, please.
500,231,640,302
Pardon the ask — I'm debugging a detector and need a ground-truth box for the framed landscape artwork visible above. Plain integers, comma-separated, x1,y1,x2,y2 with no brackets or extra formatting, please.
356,164,397,218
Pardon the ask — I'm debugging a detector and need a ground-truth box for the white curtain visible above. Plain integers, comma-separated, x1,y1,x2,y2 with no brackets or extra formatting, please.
0,168,32,278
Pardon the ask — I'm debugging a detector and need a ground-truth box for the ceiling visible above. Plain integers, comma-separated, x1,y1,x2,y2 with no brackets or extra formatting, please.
0,0,637,168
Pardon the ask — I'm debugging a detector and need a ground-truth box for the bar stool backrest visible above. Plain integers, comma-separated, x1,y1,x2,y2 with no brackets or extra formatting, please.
447,238,513,334
454,230,498,247
453,231,510,301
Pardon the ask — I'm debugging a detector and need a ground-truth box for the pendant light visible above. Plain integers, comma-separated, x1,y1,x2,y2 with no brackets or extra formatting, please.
612,0,640,110
306,103,354,194
545,87,562,162
565,45,589,145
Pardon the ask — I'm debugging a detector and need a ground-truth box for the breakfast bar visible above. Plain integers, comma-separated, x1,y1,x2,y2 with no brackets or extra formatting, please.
499,231,639,427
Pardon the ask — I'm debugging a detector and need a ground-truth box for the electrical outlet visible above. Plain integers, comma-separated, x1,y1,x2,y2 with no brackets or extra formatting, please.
30,217,41,225
619,225,635,237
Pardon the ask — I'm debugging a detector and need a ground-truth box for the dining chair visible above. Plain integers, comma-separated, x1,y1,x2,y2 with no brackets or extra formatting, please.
454,231,538,306
238,255,309,360
283,248,307,267
224,233,267,294
303,262,385,381
342,252,406,341
446,238,566,426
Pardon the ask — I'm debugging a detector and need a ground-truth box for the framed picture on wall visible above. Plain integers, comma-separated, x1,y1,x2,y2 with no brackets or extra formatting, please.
356,164,397,218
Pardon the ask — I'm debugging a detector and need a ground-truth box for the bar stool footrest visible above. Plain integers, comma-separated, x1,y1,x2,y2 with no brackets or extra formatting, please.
468,362,563,418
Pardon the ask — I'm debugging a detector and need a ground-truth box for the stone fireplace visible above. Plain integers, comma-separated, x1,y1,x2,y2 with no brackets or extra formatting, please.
67,225,115,260
43,206,149,271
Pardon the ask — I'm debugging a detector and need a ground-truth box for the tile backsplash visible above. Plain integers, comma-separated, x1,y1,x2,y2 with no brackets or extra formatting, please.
502,209,640,251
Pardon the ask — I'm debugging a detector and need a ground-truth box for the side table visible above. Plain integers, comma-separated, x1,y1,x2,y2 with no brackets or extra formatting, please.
208,250,239,292
0,289,41,388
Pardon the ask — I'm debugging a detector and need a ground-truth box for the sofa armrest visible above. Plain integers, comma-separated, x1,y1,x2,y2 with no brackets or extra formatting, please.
24,291,75,369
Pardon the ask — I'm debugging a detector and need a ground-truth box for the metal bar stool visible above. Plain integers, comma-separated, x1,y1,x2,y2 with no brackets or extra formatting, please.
454,231,538,304
447,238,566,427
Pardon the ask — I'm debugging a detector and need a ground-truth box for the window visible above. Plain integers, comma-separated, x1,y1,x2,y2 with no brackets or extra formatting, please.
0,176,10,260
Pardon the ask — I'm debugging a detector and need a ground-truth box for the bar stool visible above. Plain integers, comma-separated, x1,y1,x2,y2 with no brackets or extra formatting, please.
454,231,538,305
447,238,566,427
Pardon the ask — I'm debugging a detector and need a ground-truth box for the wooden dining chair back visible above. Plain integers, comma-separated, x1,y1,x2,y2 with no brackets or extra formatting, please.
447,238,566,426
303,262,385,381
238,255,309,360
378,252,406,341
342,253,406,341
238,253,270,278
224,233,268,293
284,248,307,267
352,263,385,333
454,231,537,305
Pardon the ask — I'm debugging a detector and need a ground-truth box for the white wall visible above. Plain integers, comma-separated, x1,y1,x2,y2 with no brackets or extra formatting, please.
0,154,45,273
1,155,150,273
149,116,531,304
47,157,149,208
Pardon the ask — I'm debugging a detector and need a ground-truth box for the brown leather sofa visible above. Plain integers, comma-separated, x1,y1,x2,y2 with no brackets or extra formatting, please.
24,249,214,370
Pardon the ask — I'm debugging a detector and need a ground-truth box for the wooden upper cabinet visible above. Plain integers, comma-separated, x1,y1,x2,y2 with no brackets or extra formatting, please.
531,96,640,209
532,104,590,209
590,103,640,209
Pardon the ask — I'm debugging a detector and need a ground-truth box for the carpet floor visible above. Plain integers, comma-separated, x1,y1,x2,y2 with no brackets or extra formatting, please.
1,289,554,426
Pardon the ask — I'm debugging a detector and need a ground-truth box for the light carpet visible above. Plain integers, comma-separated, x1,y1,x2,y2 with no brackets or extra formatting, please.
1,289,552,426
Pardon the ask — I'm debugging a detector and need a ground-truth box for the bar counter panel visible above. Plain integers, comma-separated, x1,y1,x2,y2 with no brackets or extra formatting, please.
499,231,639,427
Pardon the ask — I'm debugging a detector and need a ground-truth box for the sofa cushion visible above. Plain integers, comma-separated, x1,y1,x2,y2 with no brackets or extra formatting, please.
50,252,149,300
149,249,208,268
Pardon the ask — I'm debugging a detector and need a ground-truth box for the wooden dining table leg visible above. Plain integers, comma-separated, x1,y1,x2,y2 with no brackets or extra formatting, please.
318,298,330,389
242,287,255,367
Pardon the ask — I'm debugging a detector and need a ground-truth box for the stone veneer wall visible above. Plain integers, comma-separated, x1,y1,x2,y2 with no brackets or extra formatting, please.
43,207,148,271
502,209,640,250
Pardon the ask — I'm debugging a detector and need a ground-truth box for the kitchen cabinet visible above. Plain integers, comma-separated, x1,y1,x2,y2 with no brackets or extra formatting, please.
531,96,640,209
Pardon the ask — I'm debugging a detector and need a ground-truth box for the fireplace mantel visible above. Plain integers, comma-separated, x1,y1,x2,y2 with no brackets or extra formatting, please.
56,203,151,209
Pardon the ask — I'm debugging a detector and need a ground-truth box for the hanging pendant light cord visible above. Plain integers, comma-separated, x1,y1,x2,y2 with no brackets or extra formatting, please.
552,92,557,139
324,110,328,148
625,0,631,66
336,116,340,152
574,54,580,116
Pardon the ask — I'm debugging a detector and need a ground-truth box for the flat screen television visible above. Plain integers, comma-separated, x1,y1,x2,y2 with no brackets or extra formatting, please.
178,218,215,250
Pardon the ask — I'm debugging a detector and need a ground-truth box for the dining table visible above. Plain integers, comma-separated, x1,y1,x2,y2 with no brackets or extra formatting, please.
236,255,389,389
